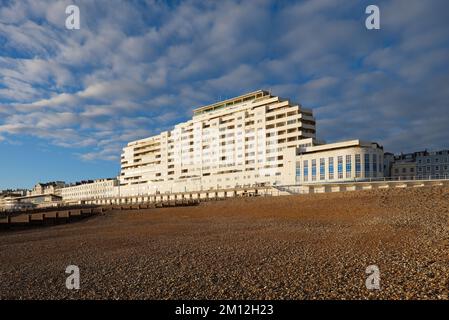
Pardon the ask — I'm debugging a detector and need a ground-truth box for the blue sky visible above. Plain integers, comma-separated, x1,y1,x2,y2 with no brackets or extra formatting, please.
1,0,449,189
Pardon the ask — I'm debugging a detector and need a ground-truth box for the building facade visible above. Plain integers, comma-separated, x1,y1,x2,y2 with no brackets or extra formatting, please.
0,197,35,212
383,152,394,177
387,149,449,180
390,152,419,180
61,179,119,204
416,150,449,179
0,189,27,197
293,139,384,184
119,90,317,195
20,194,62,207
27,181,66,197
119,90,384,196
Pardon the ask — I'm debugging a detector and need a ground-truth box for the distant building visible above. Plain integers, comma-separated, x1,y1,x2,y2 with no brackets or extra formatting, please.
61,178,119,204
1,192,63,211
0,189,28,197
19,194,62,208
416,150,449,179
0,196,34,212
390,152,421,180
27,181,66,197
383,152,394,177
388,149,449,180
0,189,30,212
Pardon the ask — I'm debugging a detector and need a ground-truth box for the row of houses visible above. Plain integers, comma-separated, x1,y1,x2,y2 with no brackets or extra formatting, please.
385,150,449,180
0,179,117,211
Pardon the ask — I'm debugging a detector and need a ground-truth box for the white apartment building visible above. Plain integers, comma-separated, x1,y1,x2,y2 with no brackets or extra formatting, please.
61,178,119,204
119,90,384,196
119,90,317,195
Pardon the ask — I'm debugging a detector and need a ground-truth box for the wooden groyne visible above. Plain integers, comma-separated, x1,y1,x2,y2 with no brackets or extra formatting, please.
0,198,201,231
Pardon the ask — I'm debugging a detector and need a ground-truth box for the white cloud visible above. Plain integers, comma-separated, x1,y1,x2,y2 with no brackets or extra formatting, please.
0,0,448,162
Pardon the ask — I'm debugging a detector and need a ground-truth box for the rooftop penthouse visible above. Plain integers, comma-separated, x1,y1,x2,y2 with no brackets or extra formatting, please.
192,90,271,117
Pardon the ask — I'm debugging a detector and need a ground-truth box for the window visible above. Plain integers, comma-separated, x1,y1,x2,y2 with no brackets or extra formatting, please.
320,158,325,180
372,154,377,178
355,154,361,178
345,155,352,178
328,157,334,180
303,160,309,182
338,156,343,179
364,154,370,177
296,162,301,178
312,159,317,181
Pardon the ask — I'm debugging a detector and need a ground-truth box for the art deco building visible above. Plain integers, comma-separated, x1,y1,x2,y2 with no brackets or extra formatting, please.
118,90,385,197
119,90,317,195
290,139,384,184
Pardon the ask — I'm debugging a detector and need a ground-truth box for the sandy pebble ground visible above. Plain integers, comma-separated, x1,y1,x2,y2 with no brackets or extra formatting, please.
0,186,448,300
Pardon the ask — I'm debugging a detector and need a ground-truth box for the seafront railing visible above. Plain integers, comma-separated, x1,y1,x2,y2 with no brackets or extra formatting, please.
296,174,449,185
276,176,449,195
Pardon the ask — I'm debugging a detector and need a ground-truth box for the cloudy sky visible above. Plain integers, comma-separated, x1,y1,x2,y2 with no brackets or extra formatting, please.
0,0,448,189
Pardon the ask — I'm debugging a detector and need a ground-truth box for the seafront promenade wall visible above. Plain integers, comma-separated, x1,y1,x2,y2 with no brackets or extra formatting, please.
71,178,449,204
279,178,449,195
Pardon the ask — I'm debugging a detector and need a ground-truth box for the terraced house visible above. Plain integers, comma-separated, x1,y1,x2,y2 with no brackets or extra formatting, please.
61,179,119,204
417,150,449,179
119,90,384,197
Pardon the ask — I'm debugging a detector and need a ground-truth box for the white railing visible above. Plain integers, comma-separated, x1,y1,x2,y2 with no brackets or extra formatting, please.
296,175,449,185
276,175,449,195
